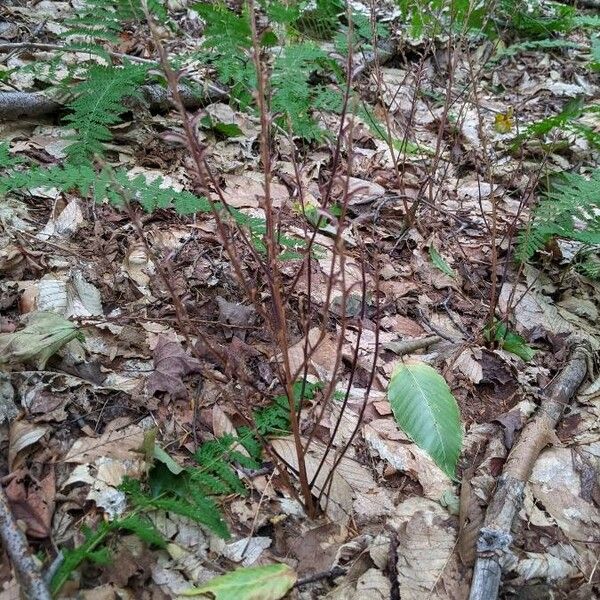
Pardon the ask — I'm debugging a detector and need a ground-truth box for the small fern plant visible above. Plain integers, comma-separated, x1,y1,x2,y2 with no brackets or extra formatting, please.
50,380,321,595
517,169,600,277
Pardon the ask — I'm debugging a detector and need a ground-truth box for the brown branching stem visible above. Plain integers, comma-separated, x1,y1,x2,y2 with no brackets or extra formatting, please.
247,0,315,517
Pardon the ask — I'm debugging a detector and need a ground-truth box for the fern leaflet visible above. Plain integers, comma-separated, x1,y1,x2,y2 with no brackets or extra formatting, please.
64,64,149,163
517,169,600,262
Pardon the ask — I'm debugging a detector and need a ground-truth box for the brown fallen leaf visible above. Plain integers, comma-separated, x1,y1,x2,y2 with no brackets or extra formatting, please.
363,419,453,500
8,421,49,471
64,424,145,464
5,468,55,538
271,437,389,524
146,336,202,400
392,497,466,600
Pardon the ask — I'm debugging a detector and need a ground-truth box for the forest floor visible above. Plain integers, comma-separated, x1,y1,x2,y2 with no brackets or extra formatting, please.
0,1,599,599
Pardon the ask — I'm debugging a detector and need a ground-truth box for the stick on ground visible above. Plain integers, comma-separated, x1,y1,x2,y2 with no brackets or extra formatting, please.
0,484,51,599
469,340,592,600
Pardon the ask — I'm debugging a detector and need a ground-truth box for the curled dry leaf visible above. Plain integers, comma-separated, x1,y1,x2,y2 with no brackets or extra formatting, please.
512,551,578,583
271,437,388,524
37,199,84,241
363,418,453,500
220,536,271,567
123,242,154,291
453,348,483,384
21,271,102,317
8,421,49,471
146,335,202,400
392,497,466,600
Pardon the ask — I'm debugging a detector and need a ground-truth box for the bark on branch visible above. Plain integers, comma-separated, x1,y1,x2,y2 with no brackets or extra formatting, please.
0,81,227,120
469,341,592,600
0,484,51,599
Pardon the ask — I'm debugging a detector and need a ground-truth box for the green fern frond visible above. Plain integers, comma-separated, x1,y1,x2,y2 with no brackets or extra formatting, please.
194,434,260,495
115,515,165,548
254,380,322,435
195,3,252,50
517,169,600,263
0,157,300,256
515,225,552,262
493,38,581,61
63,0,168,43
0,143,21,169
0,162,96,197
254,393,291,435
577,253,600,279
64,64,149,163
573,14,600,30
236,426,263,461
121,477,230,538
50,520,128,595
295,0,344,40
63,0,140,43
272,42,341,140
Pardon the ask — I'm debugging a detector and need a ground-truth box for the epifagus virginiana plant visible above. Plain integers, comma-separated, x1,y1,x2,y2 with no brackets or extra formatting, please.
4,0,599,593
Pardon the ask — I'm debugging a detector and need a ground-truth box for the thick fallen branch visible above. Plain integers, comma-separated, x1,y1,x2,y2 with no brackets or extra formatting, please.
0,91,62,120
554,0,600,8
469,340,592,600
0,484,51,599
0,80,227,120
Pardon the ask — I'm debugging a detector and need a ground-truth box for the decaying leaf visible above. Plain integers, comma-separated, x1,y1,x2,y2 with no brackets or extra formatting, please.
64,424,146,464
363,419,453,500
183,563,297,600
146,336,202,399
0,311,81,368
271,437,387,523
392,497,466,600
8,421,49,470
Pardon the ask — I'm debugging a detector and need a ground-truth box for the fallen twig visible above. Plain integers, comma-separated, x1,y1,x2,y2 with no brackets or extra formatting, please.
0,484,51,599
383,335,441,356
296,566,346,587
469,340,593,600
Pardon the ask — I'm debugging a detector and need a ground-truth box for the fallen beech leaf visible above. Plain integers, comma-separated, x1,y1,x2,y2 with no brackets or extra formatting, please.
8,421,49,471
271,437,384,522
6,469,55,538
393,498,463,599
64,424,145,463
183,563,297,600
146,336,202,399
0,311,81,368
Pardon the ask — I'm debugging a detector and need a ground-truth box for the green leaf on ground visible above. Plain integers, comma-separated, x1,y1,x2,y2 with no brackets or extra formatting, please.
183,563,297,599
429,246,455,278
0,311,81,368
388,362,462,478
484,321,536,361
